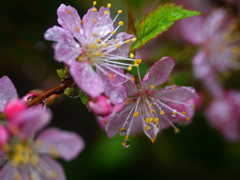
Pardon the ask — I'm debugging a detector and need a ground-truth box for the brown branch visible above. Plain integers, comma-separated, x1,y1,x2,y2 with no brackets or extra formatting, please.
27,78,74,107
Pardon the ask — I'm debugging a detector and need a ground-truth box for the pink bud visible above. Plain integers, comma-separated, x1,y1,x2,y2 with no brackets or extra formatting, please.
88,95,113,117
4,99,27,121
0,125,9,148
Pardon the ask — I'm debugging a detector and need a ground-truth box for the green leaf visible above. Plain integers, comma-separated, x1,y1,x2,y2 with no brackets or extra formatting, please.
57,69,65,79
131,4,201,51
80,91,88,105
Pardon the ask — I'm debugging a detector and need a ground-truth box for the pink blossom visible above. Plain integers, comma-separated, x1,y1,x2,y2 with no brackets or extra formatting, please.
206,90,240,142
44,3,138,101
179,8,240,78
88,95,113,117
106,57,198,147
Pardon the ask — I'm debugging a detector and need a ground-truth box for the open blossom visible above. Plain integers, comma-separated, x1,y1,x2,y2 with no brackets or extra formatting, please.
106,57,198,147
0,76,85,179
44,3,139,102
179,8,240,79
206,90,240,142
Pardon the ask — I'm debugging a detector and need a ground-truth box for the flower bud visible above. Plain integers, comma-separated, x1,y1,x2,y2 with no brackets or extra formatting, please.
4,99,27,121
88,95,113,117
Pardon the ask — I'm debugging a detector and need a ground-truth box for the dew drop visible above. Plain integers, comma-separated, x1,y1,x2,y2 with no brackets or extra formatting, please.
122,139,130,148
119,129,126,136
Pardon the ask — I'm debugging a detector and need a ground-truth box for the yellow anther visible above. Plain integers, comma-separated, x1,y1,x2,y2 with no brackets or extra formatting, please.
191,105,194,108
154,118,159,123
134,61,139,67
93,1,97,5
186,117,190,121
125,135,129,139
127,66,133,71
119,21,124,26
96,39,101,43
104,11,108,15
49,171,58,179
116,44,121,48
67,10,71,14
122,141,126,146
93,18,97,24
133,111,139,117
151,137,157,143
103,43,108,47
107,3,111,8
182,111,186,115
172,111,177,115
131,77,135,82
90,44,96,48
75,27,79,31
118,10,123,14
92,8,97,12
174,128,180,133
125,39,131,43
151,85,155,89
136,59,142,64
104,121,107,124
150,103,153,107
120,128,125,131
49,146,58,158
160,110,164,115
129,53,134,58
30,156,39,165
96,52,101,56
14,173,22,180
93,33,98,37
151,109,155,113
108,73,114,79
145,118,152,123
172,87,175,91
149,117,153,121
111,31,116,34
81,20,84,24
145,125,150,131
132,37,137,42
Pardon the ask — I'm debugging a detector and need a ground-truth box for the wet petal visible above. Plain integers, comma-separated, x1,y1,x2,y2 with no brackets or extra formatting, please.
38,156,66,180
122,74,139,97
0,76,18,112
70,61,105,98
142,57,175,90
10,108,52,139
154,86,198,102
36,128,85,161
54,35,81,64
106,103,135,138
82,7,113,40
57,4,82,42
44,26,67,42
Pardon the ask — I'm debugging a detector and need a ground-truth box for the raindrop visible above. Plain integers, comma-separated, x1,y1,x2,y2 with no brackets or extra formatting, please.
122,139,130,148
119,129,126,136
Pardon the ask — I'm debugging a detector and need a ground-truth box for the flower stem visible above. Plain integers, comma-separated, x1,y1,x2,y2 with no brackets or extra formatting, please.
27,77,74,107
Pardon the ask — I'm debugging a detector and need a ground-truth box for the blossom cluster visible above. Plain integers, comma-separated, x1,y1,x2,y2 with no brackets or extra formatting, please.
0,1,201,179
179,6,240,141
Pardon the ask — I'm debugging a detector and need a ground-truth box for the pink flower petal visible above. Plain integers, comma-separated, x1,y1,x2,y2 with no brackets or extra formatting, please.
10,108,52,139
38,156,66,180
36,128,85,161
54,35,81,64
179,15,204,45
106,103,135,138
70,61,105,98
44,26,67,42
142,57,175,91
82,7,114,40
57,4,82,42
0,76,18,112
122,74,139,97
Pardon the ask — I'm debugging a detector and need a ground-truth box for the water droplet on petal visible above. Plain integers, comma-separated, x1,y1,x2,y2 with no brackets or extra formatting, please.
122,139,130,148
119,129,126,136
